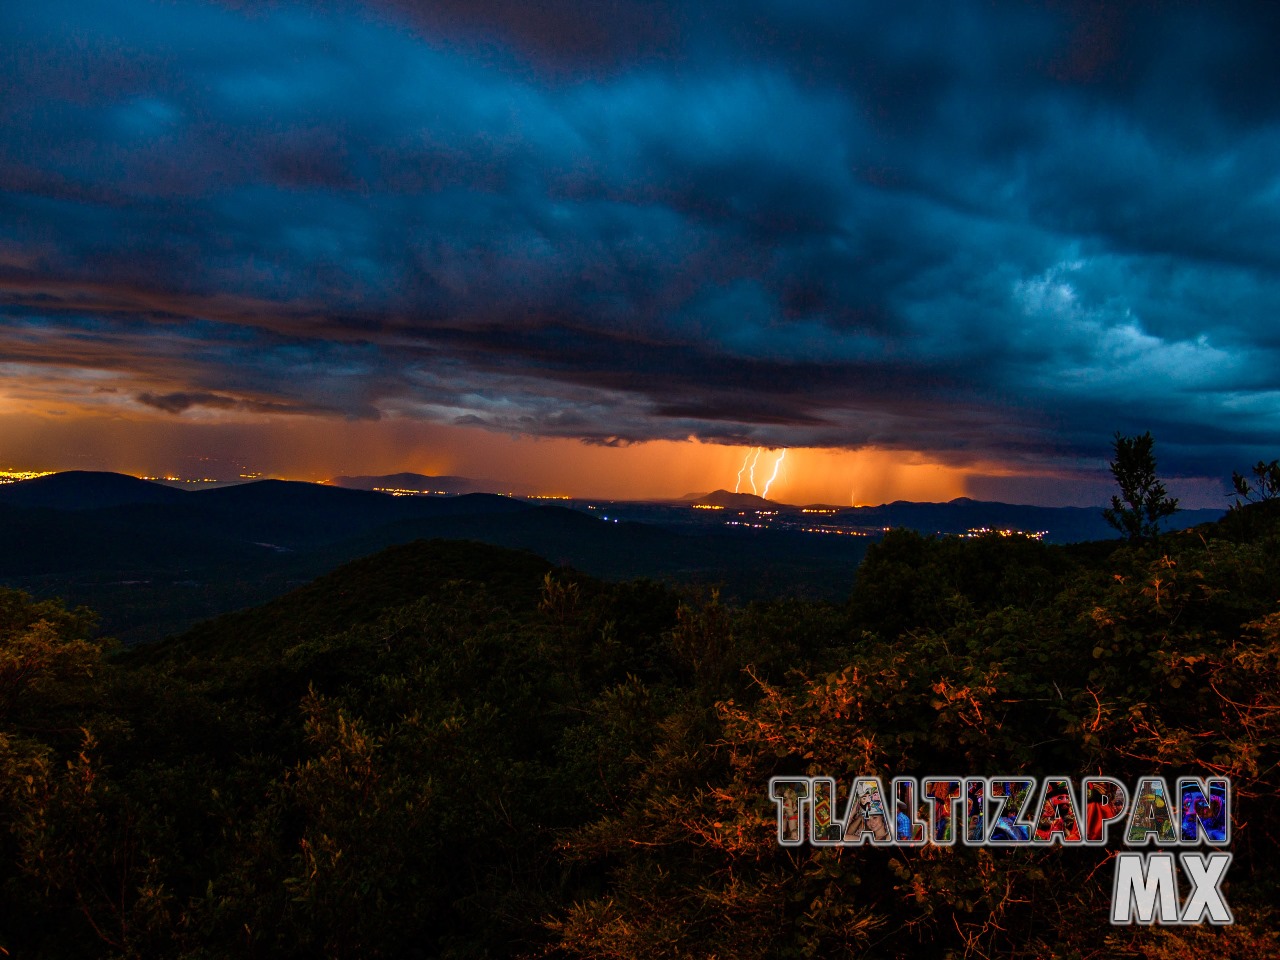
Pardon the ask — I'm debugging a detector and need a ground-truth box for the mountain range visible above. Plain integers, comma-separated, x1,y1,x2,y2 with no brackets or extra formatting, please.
0,472,866,641
0,471,1224,643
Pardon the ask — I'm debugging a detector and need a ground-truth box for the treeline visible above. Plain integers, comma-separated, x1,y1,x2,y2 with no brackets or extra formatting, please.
2,504,1279,957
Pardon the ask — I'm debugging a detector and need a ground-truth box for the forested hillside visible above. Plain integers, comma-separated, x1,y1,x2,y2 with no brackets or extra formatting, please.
2,505,1278,958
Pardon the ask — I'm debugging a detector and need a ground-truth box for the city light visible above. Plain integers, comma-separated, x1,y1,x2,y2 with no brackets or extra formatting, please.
0,469,54,484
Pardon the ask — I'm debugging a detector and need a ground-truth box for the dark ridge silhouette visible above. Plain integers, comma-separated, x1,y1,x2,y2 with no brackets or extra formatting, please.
690,489,777,510
0,471,189,510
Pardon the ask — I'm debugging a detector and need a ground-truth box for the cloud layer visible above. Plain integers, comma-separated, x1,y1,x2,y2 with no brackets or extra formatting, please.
3,0,1279,482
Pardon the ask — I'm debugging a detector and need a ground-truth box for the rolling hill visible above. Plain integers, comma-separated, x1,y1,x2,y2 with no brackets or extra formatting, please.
0,472,869,641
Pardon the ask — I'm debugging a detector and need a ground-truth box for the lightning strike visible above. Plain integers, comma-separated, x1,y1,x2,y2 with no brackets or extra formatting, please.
762,449,787,499
734,449,754,493
747,448,763,495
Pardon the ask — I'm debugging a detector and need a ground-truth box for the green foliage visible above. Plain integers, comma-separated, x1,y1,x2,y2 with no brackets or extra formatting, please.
3,515,1280,958
552,514,1280,959
848,527,1063,637
1103,431,1180,541
0,588,102,732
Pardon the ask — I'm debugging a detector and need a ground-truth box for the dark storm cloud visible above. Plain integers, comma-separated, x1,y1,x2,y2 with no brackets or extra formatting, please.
2,0,1279,481
135,390,337,416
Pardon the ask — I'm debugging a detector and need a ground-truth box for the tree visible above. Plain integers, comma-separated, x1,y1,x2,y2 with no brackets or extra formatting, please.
1233,459,1280,505
1102,431,1179,541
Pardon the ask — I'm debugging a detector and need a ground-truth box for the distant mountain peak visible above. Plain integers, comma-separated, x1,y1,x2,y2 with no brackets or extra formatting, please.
691,489,778,509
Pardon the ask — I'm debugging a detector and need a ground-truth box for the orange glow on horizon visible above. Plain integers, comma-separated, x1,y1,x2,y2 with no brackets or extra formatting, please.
0,404,1141,506
0,408,1010,505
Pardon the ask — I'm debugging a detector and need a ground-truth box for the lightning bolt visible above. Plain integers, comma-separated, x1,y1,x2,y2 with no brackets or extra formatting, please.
747,448,763,494
734,449,754,493
762,449,786,499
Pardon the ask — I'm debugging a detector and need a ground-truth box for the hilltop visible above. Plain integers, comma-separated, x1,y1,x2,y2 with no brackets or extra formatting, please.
0,470,188,509
689,488,778,510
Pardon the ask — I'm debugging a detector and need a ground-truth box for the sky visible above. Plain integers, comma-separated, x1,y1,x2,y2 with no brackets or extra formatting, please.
2,1,1278,506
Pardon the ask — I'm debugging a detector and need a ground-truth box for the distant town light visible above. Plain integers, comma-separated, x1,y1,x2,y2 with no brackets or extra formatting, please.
961,527,1048,541
0,469,54,484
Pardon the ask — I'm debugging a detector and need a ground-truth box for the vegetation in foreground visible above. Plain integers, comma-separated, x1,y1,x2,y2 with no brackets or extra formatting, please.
2,499,1279,958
